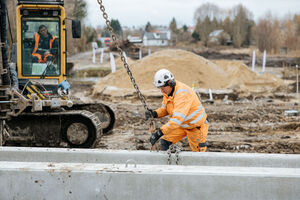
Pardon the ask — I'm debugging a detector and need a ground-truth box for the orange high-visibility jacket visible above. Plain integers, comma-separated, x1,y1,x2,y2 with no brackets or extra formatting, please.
33,33,56,53
155,80,207,136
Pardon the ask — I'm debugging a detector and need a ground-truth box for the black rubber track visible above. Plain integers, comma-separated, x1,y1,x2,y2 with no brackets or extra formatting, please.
61,115,96,148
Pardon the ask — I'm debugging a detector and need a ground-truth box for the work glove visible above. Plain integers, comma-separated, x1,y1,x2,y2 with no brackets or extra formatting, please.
145,109,157,120
150,129,163,146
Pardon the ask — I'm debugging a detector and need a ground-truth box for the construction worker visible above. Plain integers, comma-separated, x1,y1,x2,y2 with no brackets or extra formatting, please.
32,25,57,64
146,69,209,152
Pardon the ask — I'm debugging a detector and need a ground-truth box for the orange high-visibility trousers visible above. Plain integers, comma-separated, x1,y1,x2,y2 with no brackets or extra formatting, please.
161,123,209,152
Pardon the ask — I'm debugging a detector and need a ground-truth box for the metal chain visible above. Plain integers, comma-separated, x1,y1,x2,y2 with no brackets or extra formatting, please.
167,144,181,165
96,0,155,120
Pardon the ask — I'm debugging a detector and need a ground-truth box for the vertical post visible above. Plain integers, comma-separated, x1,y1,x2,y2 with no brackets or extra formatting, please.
100,48,104,64
139,49,142,60
251,50,256,72
92,48,96,64
110,52,116,73
262,50,266,73
92,42,98,64
122,51,128,63
296,65,299,94
209,88,213,101
148,48,151,56
0,120,3,146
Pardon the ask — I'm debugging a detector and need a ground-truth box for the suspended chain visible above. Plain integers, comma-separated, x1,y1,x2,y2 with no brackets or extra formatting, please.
96,0,155,121
167,144,181,165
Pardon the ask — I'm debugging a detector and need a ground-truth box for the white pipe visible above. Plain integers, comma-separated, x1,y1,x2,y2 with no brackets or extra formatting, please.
92,47,96,64
109,52,116,73
122,51,128,63
139,49,142,60
251,50,256,72
209,88,213,101
296,65,299,94
262,50,266,73
100,48,104,64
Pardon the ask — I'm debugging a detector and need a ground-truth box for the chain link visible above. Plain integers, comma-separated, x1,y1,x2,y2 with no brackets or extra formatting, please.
96,0,156,120
167,144,181,165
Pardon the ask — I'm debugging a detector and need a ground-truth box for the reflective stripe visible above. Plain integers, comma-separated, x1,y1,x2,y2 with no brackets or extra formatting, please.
172,112,186,119
175,89,190,96
185,104,203,121
162,103,166,108
170,118,182,125
180,124,189,128
49,36,55,49
190,111,206,124
33,33,40,53
166,123,170,126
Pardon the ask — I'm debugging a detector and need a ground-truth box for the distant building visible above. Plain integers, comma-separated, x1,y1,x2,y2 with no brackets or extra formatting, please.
208,29,231,46
143,32,170,46
127,35,143,44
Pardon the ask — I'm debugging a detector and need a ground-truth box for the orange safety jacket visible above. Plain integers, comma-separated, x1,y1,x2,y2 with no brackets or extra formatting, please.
155,80,207,136
32,33,56,53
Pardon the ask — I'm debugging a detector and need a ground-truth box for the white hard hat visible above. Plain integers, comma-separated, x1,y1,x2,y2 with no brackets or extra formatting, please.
153,69,174,88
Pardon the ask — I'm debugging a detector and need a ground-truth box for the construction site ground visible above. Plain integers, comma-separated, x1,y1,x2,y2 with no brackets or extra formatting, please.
68,48,300,154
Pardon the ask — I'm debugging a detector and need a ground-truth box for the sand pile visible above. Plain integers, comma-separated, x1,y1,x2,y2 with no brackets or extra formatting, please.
115,56,135,67
93,49,286,96
213,60,286,94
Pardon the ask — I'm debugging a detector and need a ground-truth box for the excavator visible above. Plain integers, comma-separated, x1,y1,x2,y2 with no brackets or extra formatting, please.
0,0,115,148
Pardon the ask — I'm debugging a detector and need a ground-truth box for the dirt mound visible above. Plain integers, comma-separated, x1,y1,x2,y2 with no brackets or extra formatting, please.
93,49,286,96
213,60,286,94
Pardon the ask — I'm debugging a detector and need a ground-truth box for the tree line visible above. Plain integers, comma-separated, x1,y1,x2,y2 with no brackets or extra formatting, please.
181,3,300,53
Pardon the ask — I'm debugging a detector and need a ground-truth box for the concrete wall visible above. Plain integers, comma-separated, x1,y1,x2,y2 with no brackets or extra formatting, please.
1,147,299,168
0,147,299,200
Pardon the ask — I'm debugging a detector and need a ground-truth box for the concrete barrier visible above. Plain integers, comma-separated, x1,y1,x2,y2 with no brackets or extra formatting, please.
0,147,299,167
0,147,299,200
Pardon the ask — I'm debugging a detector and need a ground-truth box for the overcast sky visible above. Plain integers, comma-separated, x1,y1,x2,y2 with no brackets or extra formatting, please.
85,0,300,28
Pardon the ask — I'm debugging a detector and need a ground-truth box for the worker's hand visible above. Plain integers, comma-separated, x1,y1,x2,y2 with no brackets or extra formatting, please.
44,51,50,55
145,109,157,120
150,129,163,146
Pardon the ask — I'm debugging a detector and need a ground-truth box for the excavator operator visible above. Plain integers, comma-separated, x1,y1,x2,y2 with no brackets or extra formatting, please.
31,25,57,64
145,69,209,152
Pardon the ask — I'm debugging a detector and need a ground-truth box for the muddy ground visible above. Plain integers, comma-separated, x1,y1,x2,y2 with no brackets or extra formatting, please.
71,82,300,154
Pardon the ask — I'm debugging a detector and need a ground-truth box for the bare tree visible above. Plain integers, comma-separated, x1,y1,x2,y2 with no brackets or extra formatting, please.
254,14,280,53
231,4,253,48
284,19,298,50
200,16,212,46
194,3,221,22
294,14,300,36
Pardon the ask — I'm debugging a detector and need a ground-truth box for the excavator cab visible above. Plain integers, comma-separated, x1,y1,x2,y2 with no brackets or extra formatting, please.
20,17,60,77
0,0,115,148
16,0,80,90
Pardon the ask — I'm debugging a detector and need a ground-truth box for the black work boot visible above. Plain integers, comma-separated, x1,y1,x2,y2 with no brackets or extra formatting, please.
161,139,172,151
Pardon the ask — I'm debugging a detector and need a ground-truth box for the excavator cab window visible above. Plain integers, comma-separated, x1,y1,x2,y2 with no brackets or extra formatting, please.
21,17,60,77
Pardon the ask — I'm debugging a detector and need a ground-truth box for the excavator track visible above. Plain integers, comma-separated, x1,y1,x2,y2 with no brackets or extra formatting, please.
5,110,102,148
68,100,115,134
